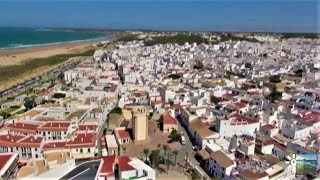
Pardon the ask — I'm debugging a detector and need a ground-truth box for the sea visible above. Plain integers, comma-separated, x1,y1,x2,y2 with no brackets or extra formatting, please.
0,27,109,50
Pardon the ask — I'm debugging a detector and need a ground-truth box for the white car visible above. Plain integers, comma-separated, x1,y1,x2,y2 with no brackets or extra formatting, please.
180,135,186,145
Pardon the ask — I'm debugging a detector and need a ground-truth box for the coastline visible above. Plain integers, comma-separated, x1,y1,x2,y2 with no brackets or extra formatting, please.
0,36,112,66
0,31,123,92
0,36,107,51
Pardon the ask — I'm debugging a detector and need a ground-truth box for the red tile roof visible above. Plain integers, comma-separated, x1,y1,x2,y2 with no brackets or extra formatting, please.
118,156,134,171
0,134,26,147
117,129,130,139
100,156,116,174
298,111,320,124
37,122,70,132
43,141,66,150
110,84,118,92
163,115,177,125
6,122,39,134
261,124,274,130
222,93,237,99
78,124,97,132
65,133,96,148
234,102,247,109
17,136,43,148
0,153,15,172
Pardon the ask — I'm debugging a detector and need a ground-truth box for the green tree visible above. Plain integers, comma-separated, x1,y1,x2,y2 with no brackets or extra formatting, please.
150,149,161,167
157,116,163,130
191,169,201,180
162,144,169,158
143,148,150,162
52,93,66,99
166,151,173,173
268,86,282,102
110,107,122,114
168,74,181,80
193,60,204,70
269,75,281,83
58,73,64,80
294,69,304,77
168,129,181,143
0,112,11,119
24,97,36,111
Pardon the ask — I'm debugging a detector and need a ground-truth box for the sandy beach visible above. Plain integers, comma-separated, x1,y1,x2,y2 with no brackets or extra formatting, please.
0,38,112,92
0,40,103,66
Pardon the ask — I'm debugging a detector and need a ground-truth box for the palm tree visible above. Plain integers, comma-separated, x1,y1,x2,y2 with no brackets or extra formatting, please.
162,144,168,158
162,145,172,174
172,150,179,165
166,151,173,174
143,148,150,162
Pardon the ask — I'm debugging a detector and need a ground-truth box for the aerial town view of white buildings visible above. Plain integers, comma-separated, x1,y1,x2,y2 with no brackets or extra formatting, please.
0,32,319,180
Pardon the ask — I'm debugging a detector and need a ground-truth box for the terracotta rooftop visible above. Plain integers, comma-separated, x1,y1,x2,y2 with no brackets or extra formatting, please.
65,132,96,148
0,153,16,172
37,121,70,132
163,115,177,125
100,156,116,175
117,129,130,139
298,111,320,124
42,141,66,150
6,122,39,133
78,124,97,132
118,156,135,171
210,150,234,168
234,102,247,109
238,168,268,180
17,136,43,148
261,124,274,130
110,84,118,92
0,134,26,147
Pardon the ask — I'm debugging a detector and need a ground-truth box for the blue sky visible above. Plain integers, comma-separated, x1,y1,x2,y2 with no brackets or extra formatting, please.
0,0,318,32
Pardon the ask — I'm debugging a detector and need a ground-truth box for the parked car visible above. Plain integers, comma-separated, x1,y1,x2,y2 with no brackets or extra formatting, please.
180,135,186,145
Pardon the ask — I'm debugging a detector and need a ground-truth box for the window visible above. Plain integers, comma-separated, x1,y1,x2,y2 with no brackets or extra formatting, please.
88,148,91,153
80,149,83,153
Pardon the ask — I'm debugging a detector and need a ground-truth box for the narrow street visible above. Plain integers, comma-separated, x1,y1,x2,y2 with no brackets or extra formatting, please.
175,115,211,179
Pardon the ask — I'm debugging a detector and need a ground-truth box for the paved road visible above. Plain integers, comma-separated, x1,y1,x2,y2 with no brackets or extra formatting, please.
60,160,101,180
175,115,210,179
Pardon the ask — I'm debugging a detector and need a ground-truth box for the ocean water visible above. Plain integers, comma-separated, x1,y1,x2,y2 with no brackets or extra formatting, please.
0,27,109,49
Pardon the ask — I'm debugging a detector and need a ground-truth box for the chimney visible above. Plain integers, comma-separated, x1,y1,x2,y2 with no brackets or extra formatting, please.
81,138,84,142
11,139,13,142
